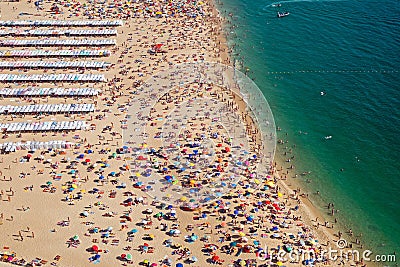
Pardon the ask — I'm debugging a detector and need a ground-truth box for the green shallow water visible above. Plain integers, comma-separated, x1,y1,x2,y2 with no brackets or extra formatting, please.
216,0,400,261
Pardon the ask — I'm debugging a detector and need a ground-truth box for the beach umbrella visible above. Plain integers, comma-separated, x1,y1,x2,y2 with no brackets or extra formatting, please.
151,263,158,267
121,254,126,259
73,235,79,240
176,263,183,267
92,245,98,252
239,260,246,266
143,260,149,264
230,241,237,247
126,254,132,260
94,254,100,260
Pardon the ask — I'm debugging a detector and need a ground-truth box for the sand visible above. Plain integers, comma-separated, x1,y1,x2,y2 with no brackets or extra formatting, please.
0,1,370,267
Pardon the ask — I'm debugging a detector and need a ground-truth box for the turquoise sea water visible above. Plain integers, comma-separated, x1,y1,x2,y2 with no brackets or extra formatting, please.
216,0,400,260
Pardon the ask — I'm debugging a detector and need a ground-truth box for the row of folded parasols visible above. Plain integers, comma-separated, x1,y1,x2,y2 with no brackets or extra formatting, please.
0,20,123,27
0,29,117,37
0,104,95,114
0,50,110,57
0,39,116,47
0,120,87,132
0,87,100,97
0,140,74,152
0,74,105,82
0,61,111,69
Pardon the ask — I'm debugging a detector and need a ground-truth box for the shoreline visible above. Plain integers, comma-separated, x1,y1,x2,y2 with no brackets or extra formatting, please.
212,0,380,264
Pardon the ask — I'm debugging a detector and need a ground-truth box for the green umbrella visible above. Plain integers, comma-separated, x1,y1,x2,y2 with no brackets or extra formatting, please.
126,254,132,260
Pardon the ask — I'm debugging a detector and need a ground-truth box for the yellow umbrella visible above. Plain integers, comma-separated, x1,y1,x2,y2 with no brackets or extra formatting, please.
266,181,275,187
156,11,162,15
72,184,78,189
180,196,187,202
149,234,154,239
254,179,260,184
239,232,246,237
277,192,283,198
277,262,283,266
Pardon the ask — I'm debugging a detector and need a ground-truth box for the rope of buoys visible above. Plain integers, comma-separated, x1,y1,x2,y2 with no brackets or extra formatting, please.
266,69,399,75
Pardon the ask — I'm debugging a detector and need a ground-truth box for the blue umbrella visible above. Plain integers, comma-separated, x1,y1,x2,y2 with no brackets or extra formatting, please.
176,263,183,267
94,254,101,260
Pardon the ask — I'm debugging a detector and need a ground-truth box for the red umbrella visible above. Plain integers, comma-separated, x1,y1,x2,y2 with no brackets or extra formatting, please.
85,158,91,163
92,245,98,252
212,255,220,261
121,253,126,259
143,243,149,247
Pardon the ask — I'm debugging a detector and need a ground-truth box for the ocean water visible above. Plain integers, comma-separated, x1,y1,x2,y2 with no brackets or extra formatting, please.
216,0,400,259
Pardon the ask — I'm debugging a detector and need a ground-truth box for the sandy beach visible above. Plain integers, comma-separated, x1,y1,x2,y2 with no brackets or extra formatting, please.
0,1,370,267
